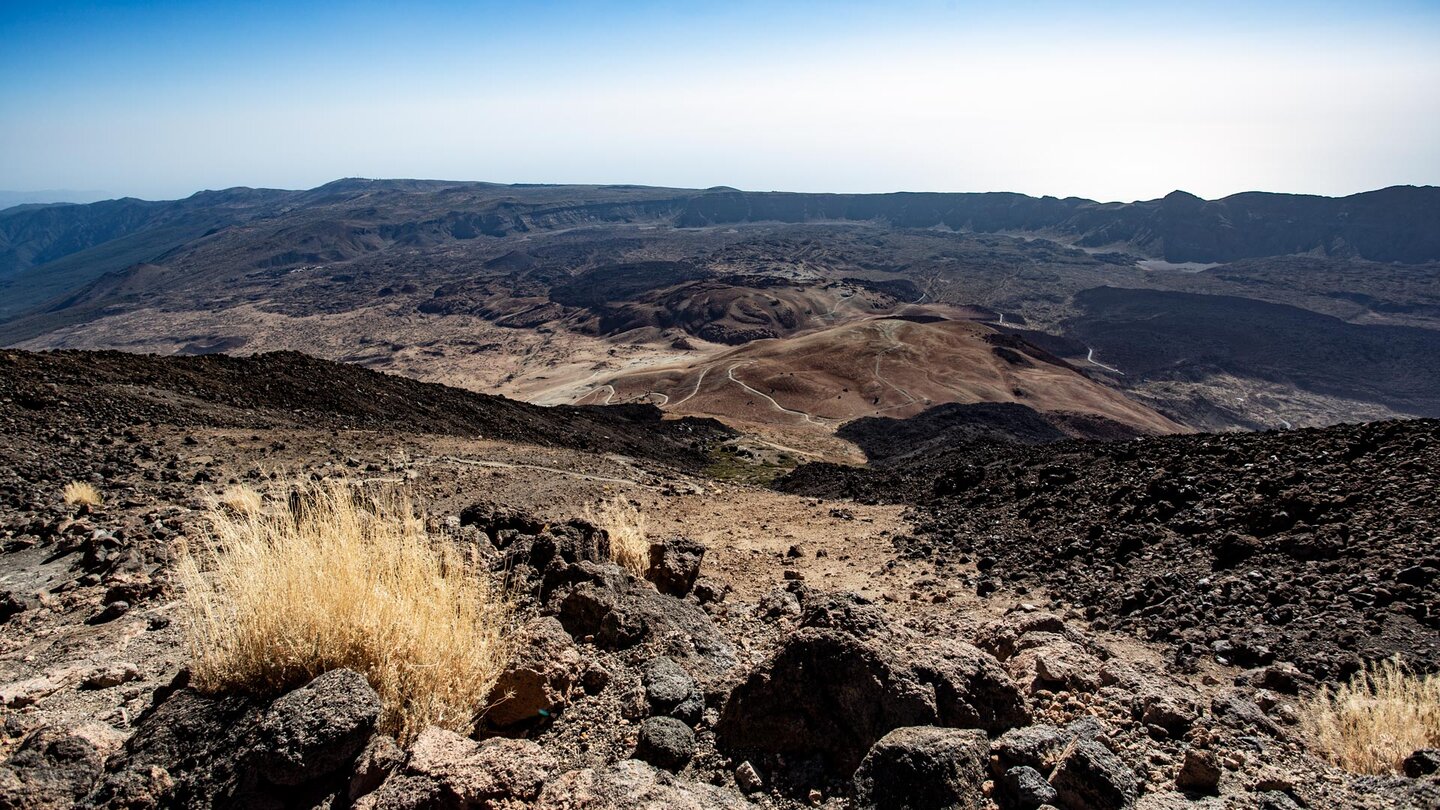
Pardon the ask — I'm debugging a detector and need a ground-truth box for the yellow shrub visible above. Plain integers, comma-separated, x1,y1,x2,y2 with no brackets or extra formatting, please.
62,481,102,507
176,480,513,742
1300,658,1440,774
216,484,263,515
586,497,651,576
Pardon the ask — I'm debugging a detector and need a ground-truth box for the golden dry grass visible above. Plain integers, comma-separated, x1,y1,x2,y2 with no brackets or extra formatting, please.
176,480,513,742
216,483,263,515
1300,658,1440,774
61,480,102,507
586,497,651,576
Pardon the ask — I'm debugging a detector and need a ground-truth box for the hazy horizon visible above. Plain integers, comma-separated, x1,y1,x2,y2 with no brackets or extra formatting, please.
4,0,1440,202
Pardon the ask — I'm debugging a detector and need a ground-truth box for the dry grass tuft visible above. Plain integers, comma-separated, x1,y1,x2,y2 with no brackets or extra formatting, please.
176,480,513,742
586,497,651,576
1300,658,1440,774
216,483,264,515
62,481,102,507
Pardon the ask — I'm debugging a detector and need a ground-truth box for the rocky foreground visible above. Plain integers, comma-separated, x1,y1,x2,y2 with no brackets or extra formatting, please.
0,349,1437,808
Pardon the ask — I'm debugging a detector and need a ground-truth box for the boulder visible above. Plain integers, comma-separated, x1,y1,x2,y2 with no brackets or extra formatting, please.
1001,765,1058,810
910,639,1030,733
89,670,379,808
1404,748,1440,778
635,717,697,771
1008,639,1104,694
647,536,706,597
395,728,557,808
852,726,989,810
1174,749,1221,794
797,591,893,640
1049,740,1139,810
991,725,1066,773
642,657,703,725
716,629,938,776
483,617,583,730
552,562,736,671
250,669,381,786
351,774,445,810
0,727,107,810
82,688,258,808
536,759,756,809
1139,694,1200,736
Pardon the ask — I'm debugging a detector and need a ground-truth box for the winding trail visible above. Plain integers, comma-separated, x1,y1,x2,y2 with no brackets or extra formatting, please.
427,455,659,489
671,366,711,407
1085,347,1124,375
870,323,920,414
727,363,825,425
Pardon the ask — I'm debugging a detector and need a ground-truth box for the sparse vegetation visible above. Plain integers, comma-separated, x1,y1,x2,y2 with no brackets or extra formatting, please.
586,496,651,576
61,480,101,507
1300,658,1440,774
216,483,263,515
176,480,513,742
704,445,799,486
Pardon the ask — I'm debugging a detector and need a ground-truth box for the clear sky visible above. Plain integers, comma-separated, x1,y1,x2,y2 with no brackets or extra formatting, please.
3,0,1439,202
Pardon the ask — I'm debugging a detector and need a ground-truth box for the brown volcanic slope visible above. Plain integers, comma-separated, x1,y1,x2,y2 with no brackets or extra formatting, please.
584,316,1182,436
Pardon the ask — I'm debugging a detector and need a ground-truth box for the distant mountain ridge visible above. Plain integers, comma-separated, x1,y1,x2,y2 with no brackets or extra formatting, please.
2,180,1437,322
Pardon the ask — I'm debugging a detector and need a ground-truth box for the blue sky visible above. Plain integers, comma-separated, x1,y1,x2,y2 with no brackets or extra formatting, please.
3,1,1439,201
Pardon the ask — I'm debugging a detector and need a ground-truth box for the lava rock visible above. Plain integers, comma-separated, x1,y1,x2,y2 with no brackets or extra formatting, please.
0,727,107,809
483,617,582,729
348,734,403,802
390,728,557,808
717,629,1022,779
647,536,706,597
642,657,702,724
1175,748,1222,794
553,561,737,671
1404,748,1440,778
1002,765,1058,810
635,716,697,771
536,759,755,808
250,668,381,786
852,726,989,810
1049,740,1139,810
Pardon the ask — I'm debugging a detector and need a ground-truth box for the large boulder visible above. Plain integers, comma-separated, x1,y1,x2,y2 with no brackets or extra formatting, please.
642,657,703,724
796,591,893,640
716,629,935,775
852,726,989,810
536,759,756,809
482,617,583,730
83,688,259,808
635,717,697,771
85,669,380,808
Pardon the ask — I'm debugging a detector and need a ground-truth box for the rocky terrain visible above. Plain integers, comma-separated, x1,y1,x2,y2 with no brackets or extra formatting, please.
781,414,1440,682
0,348,1436,808
5,180,1440,434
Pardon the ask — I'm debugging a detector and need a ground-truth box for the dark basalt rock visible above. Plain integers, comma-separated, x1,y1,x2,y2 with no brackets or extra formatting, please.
0,727,107,809
635,717,696,771
716,628,1025,782
851,726,989,810
86,669,380,809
